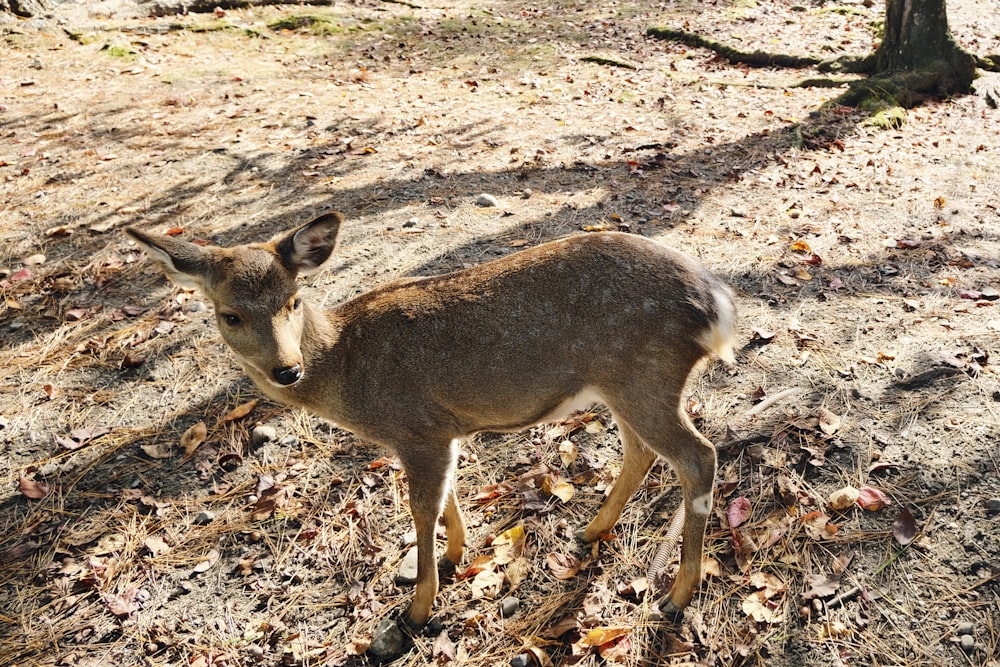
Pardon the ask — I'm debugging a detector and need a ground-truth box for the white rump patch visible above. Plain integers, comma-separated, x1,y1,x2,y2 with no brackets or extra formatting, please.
697,285,737,364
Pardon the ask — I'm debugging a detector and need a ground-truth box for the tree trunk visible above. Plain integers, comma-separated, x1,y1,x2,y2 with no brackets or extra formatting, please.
838,0,975,110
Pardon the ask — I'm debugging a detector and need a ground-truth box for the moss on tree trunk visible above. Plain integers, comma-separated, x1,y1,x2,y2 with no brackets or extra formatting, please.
833,0,976,120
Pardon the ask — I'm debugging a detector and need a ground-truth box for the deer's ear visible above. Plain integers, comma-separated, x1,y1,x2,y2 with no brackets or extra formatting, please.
276,212,343,276
125,227,211,291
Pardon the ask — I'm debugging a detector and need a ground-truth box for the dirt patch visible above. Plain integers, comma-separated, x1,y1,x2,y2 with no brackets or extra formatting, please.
1,1,998,666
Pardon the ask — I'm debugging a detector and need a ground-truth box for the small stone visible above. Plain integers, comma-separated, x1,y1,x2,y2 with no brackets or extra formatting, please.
194,510,216,525
980,286,999,301
251,424,277,447
187,301,207,313
730,207,748,218
510,654,530,667
499,596,520,618
960,634,975,653
476,193,500,207
520,188,533,199
957,621,975,636
396,547,419,584
987,499,1000,516
367,618,406,660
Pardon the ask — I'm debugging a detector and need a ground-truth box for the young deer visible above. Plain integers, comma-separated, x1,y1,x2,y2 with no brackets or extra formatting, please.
126,212,736,627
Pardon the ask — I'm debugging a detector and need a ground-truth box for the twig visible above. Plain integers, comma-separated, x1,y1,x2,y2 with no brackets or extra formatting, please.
745,387,804,417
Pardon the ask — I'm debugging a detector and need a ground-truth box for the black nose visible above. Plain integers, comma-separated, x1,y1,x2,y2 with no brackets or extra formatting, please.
273,364,302,386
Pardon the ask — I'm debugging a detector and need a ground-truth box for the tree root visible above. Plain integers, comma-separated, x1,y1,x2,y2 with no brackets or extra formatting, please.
646,27,875,74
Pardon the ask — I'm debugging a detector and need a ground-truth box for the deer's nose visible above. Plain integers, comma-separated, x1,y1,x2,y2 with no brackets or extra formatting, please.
273,364,302,386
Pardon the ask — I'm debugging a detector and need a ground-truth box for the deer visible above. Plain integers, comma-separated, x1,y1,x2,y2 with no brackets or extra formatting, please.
125,211,736,628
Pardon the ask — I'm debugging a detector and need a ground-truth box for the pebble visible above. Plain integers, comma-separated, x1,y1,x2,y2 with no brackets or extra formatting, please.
957,621,975,636
187,301,207,313
367,617,406,660
510,654,530,667
499,596,520,618
251,424,277,447
194,510,216,525
475,193,500,208
520,188,533,199
960,634,976,653
396,547,419,584
987,498,1000,515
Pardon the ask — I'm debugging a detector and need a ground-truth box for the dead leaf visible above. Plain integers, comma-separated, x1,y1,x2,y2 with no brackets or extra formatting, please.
472,482,515,503
19,471,50,500
817,407,841,435
857,486,890,511
222,399,259,422
432,631,456,662
827,486,859,511
180,421,207,457
726,497,752,528
192,549,221,573
546,552,582,580
802,572,842,600
251,484,296,521
55,425,111,450
542,473,575,503
492,525,526,565
741,590,783,623
470,564,504,598
141,443,175,459
580,627,631,648
143,535,170,556
892,506,917,545
558,440,578,467
105,587,142,617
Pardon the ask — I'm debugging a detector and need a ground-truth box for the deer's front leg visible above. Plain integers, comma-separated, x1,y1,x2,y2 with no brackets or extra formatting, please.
401,443,459,627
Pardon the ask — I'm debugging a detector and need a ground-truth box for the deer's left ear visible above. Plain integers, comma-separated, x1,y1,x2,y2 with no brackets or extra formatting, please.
125,227,211,291
276,212,343,276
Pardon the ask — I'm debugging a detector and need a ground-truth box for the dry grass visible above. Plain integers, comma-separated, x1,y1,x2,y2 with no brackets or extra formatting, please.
2,1,999,666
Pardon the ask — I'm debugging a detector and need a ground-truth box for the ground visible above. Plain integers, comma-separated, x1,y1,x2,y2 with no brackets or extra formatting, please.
1,1,998,666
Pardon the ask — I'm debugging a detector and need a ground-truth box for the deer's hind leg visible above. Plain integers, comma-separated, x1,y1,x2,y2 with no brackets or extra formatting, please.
580,420,657,543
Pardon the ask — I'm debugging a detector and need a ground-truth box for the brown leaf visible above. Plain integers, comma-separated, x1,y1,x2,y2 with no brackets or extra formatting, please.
250,484,296,521
802,572,842,600
221,398,259,422
741,591,783,623
817,407,841,435
105,587,142,617
180,421,207,457
19,471,50,500
140,443,175,459
892,506,917,546
542,473,575,503
143,535,170,556
546,552,582,580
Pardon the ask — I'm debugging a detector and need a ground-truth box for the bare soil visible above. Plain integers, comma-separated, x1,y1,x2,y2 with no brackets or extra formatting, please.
1,1,998,666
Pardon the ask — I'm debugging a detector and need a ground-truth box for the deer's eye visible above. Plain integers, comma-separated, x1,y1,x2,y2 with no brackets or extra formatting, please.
221,313,242,326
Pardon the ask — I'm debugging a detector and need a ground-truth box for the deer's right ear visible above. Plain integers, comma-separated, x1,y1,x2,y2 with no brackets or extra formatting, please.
125,227,210,291
276,212,343,276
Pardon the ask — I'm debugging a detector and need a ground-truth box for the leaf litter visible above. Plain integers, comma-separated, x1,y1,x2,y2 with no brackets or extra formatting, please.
0,0,998,666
